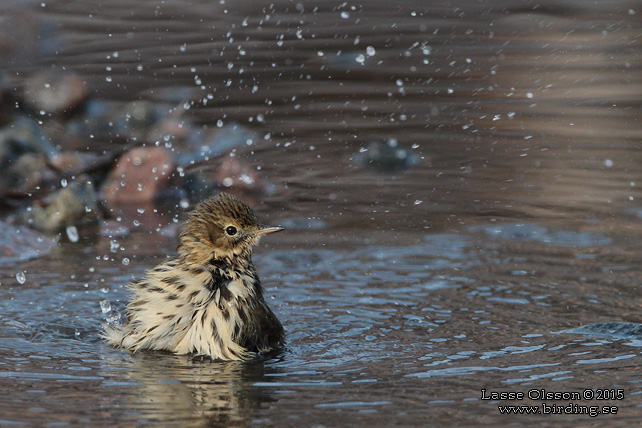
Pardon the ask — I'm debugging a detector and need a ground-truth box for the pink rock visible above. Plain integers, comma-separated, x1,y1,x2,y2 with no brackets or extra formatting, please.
50,151,99,172
214,157,265,193
101,146,174,205
22,72,88,115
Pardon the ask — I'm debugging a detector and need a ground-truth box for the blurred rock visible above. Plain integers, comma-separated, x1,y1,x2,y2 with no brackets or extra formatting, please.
5,152,49,192
0,220,56,266
24,174,99,232
63,100,171,146
0,117,58,193
183,157,272,204
146,104,195,146
22,72,88,115
61,99,124,146
355,139,419,173
112,101,169,142
147,116,194,145
183,169,217,203
101,146,175,205
60,117,91,148
176,123,257,166
50,151,100,173
0,116,57,158
214,157,267,193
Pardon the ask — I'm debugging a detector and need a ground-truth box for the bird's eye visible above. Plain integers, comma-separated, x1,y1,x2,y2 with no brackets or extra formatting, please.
225,226,238,236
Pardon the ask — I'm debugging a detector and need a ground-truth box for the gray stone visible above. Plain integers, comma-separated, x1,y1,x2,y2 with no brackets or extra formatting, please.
0,117,58,192
0,220,56,266
24,174,99,232
355,139,419,173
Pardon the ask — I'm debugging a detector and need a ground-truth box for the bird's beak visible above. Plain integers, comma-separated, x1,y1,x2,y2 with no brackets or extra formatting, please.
254,226,284,236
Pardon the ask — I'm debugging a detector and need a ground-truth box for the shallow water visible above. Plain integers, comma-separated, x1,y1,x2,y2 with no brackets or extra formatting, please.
2,0,642,426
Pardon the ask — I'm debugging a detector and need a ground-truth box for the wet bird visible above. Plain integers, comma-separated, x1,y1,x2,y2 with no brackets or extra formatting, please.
103,192,285,361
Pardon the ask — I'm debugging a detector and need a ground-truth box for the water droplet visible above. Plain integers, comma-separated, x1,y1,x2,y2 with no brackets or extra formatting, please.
414,200,423,205
66,225,79,243
366,46,376,56
60,178,68,188
239,174,254,185
340,11,350,18
122,258,130,266
16,272,26,284
106,311,120,324
100,300,112,313
605,159,614,168
110,240,119,252
355,54,365,64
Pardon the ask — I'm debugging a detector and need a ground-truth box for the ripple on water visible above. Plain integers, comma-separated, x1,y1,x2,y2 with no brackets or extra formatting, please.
469,222,612,246
406,362,561,379
0,277,125,359
560,322,642,340
0,233,476,372
256,234,479,369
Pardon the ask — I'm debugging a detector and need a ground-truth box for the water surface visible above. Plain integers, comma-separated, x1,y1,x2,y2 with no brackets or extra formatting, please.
1,0,642,426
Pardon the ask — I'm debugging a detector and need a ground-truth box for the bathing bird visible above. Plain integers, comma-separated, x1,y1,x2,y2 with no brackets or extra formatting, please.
103,192,284,360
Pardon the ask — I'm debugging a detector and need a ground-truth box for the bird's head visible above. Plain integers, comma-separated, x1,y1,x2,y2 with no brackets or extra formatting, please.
178,192,283,265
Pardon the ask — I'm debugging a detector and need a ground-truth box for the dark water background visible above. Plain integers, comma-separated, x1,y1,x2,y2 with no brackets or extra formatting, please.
1,0,642,426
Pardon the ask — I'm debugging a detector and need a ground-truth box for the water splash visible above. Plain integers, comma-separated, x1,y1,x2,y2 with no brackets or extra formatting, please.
16,271,26,284
66,225,79,243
